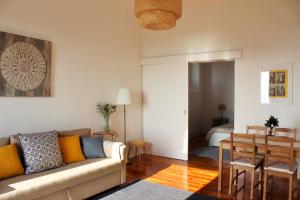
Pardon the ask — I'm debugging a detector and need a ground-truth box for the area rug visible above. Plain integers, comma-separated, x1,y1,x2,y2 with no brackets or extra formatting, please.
88,180,219,200
191,146,230,161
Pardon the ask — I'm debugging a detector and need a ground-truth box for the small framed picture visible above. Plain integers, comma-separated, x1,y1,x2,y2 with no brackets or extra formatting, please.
260,63,293,104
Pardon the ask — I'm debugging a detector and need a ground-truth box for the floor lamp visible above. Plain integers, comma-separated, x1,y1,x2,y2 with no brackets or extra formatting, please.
116,88,132,144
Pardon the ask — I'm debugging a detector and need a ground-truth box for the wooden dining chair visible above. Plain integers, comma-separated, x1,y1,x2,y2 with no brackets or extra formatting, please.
274,128,296,140
229,133,264,199
263,136,298,200
246,125,267,135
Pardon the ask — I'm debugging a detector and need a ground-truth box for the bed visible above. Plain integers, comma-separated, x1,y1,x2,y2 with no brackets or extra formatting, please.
206,123,234,147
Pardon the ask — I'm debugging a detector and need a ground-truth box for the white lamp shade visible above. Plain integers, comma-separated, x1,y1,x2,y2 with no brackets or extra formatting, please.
116,88,132,105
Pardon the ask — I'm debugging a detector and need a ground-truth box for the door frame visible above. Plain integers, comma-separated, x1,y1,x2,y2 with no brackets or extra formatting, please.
141,49,243,160
141,49,243,65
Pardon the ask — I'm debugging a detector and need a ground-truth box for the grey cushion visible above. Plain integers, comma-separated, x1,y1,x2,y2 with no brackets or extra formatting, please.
81,137,106,158
18,131,64,175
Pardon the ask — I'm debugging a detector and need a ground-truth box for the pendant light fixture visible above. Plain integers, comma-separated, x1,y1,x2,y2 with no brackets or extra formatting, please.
135,0,182,30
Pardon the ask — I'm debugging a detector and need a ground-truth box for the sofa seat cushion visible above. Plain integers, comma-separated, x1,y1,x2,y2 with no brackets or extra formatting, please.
0,158,121,200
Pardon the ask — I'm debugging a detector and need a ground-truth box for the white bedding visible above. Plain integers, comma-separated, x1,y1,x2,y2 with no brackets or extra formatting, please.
206,123,234,147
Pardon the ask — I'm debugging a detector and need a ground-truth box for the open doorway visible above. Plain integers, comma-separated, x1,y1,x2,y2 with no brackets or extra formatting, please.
188,61,235,159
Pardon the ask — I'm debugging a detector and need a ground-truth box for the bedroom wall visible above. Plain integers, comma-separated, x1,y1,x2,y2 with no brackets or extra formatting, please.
0,0,143,141
201,61,234,131
142,0,300,138
188,63,204,137
189,61,234,138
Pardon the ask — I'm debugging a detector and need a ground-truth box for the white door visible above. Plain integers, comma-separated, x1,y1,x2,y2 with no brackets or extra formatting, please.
143,62,189,160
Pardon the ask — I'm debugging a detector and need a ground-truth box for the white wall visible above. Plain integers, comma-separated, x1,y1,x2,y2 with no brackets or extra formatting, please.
142,0,300,138
0,0,143,141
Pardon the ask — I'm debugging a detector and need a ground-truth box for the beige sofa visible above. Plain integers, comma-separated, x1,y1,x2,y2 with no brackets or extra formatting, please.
0,128,126,200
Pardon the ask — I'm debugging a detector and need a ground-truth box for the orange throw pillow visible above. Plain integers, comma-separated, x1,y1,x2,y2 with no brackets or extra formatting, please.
59,135,85,164
0,144,24,180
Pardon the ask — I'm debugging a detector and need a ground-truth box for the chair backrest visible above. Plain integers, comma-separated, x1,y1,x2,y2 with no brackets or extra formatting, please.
265,136,294,171
246,125,267,136
274,128,296,139
230,132,256,165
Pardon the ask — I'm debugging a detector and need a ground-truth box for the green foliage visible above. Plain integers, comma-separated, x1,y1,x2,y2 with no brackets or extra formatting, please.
97,103,117,131
96,103,117,117
264,115,279,129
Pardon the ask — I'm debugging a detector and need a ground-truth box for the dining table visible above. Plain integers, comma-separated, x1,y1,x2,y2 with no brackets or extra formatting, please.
218,136,300,191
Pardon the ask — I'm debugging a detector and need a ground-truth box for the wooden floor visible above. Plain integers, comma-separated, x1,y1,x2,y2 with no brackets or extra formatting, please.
127,154,300,200
188,134,208,152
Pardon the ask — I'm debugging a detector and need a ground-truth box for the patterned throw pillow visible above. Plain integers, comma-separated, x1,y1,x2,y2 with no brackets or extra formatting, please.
18,131,64,175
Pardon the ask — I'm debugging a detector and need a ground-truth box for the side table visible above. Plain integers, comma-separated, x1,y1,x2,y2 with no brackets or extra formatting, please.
93,130,118,141
127,140,150,164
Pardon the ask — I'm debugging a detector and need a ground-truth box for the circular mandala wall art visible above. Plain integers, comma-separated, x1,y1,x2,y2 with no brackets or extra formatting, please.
0,42,47,91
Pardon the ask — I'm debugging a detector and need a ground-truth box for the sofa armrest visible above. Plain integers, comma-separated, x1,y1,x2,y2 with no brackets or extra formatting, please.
103,140,126,161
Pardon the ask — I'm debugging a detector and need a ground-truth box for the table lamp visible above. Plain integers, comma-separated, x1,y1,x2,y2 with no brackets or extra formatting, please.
218,104,227,118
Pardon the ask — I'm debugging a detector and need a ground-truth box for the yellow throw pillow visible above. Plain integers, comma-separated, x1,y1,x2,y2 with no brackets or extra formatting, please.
0,144,24,180
59,135,85,164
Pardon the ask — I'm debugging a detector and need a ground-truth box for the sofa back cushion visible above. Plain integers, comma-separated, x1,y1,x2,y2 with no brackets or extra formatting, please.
9,128,91,163
0,137,10,147
58,128,91,137
18,131,64,175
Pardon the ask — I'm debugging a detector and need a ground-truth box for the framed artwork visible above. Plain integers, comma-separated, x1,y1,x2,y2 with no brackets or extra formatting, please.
261,63,293,104
0,31,51,97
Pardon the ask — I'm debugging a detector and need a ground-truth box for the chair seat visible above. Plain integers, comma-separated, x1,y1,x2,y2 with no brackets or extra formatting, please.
264,162,298,174
230,156,264,168
256,153,265,157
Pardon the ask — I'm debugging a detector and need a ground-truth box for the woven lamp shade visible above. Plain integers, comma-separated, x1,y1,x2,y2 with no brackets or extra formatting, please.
135,0,182,30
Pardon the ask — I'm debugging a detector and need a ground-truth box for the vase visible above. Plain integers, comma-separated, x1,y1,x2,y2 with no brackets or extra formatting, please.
268,127,273,136
103,114,111,132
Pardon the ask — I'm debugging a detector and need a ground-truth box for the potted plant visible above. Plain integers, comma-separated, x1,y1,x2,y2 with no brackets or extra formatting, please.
97,103,117,131
264,115,279,136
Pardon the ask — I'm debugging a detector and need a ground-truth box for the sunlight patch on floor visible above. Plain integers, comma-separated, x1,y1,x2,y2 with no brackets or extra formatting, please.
144,164,219,192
